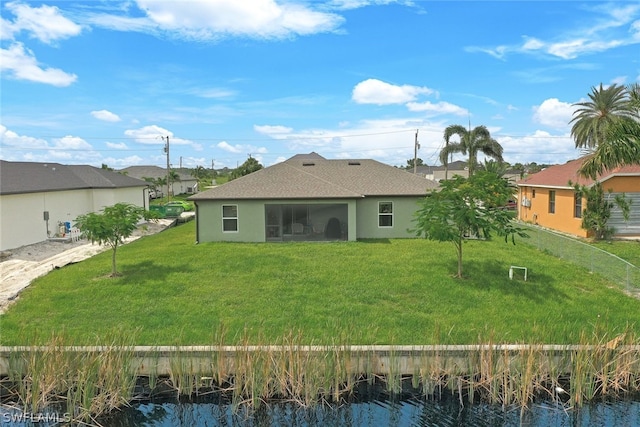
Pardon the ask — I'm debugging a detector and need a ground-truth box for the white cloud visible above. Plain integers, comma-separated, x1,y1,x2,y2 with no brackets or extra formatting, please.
254,124,293,137
532,98,575,130
91,110,121,122
124,125,197,149
124,125,172,144
522,37,544,51
52,135,93,150
352,79,435,105
217,141,268,155
103,155,145,168
610,76,627,86
547,39,623,60
272,156,287,165
0,42,77,86
189,87,236,99
0,125,102,163
217,141,240,153
255,118,443,167
328,0,423,12
469,4,640,60
497,130,577,165
106,142,128,150
406,101,468,116
2,1,82,44
0,123,49,149
89,0,344,41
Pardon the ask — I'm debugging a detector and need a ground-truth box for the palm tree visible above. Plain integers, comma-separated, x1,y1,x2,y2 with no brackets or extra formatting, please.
439,124,504,177
570,83,635,150
574,83,640,178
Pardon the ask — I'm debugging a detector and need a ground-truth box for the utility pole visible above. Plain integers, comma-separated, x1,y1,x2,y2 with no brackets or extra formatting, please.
413,129,420,174
162,136,171,201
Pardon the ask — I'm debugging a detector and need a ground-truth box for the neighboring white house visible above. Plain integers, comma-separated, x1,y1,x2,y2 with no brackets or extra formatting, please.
119,166,199,196
0,161,149,251
415,161,469,181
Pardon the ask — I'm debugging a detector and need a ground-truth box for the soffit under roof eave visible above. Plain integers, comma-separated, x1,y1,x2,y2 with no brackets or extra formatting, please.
517,183,574,190
0,184,147,195
188,195,363,201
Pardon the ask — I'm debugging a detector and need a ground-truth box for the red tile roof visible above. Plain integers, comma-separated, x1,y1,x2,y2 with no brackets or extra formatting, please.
517,157,640,189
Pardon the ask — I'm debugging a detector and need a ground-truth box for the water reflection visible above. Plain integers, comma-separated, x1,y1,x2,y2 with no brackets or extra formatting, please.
105,396,640,427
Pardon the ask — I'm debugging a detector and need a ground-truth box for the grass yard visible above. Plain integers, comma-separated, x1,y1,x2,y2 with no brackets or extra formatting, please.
590,239,640,267
1,221,638,346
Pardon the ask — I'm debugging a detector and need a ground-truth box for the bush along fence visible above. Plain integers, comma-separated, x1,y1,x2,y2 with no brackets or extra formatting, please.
1,337,639,424
520,223,640,296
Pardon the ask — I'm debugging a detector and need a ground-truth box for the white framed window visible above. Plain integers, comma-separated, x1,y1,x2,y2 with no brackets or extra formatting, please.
574,192,582,218
378,201,393,228
222,205,238,232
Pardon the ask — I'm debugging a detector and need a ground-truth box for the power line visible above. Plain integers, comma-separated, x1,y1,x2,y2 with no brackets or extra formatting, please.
24,128,418,142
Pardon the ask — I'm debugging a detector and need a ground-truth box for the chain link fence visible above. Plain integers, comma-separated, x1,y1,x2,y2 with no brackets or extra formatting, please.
519,223,640,297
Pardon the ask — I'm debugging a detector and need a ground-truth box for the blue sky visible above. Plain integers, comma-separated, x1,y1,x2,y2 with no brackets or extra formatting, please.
1,1,639,170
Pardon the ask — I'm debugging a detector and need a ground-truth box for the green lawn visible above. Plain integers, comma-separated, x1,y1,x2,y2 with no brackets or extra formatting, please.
1,221,638,345
590,239,640,267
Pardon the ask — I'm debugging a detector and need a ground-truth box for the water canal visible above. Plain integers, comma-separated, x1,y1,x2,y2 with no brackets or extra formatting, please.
99,397,640,426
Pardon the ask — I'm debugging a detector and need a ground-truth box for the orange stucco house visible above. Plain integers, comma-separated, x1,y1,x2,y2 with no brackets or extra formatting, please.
517,158,640,238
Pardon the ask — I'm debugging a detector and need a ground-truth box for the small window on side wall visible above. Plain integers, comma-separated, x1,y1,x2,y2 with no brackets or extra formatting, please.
378,202,393,227
548,191,556,214
574,192,582,218
222,205,238,232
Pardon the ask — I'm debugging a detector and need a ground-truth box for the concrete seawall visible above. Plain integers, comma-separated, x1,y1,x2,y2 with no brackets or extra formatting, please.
3,344,639,377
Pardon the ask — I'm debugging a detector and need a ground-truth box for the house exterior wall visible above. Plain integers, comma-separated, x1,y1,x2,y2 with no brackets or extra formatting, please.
518,176,640,238
0,187,146,251
195,199,267,243
518,186,586,237
355,197,422,239
433,169,468,181
605,176,640,193
195,198,364,243
518,176,640,237
90,187,147,212
172,179,198,195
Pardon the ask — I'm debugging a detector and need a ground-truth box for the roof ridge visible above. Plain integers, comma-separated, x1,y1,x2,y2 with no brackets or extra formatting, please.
284,161,363,196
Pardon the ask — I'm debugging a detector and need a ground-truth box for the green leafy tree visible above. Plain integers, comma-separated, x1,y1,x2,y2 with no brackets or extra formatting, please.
439,124,504,177
229,156,263,181
406,158,424,170
413,171,527,278
191,165,213,187
578,83,640,178
480,159,508,176
191,165,211,180
572,182,631,241
142,176,158,192
74,203,157,277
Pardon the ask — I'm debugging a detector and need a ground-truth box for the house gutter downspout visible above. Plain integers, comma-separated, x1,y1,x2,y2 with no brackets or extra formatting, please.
194,202,199,244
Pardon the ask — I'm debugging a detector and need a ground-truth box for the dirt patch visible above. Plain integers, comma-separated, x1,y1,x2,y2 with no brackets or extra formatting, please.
0,219,175,314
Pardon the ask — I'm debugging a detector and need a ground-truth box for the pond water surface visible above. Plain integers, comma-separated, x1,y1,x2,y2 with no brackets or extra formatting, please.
3,393,638,426
104,396,640,427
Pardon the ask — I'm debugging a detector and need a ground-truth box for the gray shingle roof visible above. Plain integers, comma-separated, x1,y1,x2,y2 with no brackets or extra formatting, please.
0,161,148,195
190,154,439,201
119,165,194,181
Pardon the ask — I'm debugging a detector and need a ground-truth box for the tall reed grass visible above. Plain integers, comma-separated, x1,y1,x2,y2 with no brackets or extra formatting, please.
1,328,639,425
